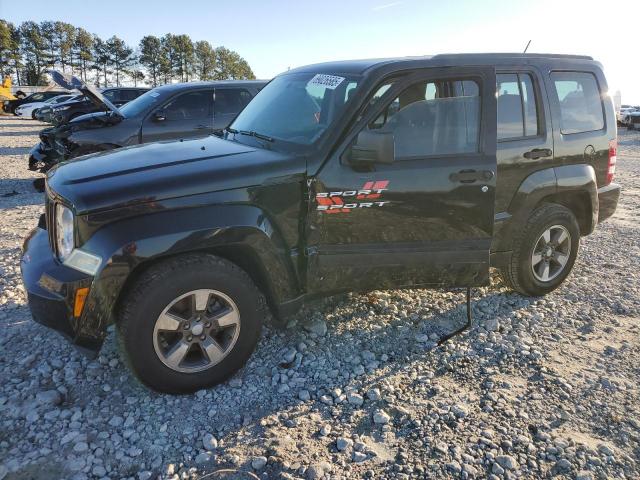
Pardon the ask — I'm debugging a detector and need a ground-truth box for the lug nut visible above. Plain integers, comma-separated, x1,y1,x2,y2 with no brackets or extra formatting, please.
184,323,190,330
200,335,206,340
205,322,211,328
187,335,193,342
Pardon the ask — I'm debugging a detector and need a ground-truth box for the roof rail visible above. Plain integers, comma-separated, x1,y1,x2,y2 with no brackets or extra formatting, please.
431,53,594,61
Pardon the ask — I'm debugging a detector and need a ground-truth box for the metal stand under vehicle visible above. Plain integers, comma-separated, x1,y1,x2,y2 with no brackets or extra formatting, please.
437,287,473,345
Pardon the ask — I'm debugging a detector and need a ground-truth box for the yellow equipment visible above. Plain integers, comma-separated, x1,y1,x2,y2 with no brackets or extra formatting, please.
0,76,17,114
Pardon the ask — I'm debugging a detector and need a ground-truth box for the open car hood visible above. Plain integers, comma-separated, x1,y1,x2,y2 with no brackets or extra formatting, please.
48,70,122,116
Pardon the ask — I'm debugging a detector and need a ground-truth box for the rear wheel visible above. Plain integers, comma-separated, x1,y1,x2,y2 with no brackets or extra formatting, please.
500,203,580,296
117,254,264,393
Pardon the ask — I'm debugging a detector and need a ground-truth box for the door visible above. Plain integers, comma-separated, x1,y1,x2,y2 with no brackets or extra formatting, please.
141,90,214,142
213,88,253,131
306,66,497,295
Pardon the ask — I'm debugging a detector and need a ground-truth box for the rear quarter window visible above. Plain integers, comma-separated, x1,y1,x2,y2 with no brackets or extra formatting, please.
551,71,604,135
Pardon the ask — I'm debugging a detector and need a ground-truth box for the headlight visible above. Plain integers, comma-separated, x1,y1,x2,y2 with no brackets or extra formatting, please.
55,204,74,260
54,106,70,111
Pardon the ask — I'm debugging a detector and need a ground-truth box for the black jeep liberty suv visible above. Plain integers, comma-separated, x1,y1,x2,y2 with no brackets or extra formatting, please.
21,54,621,393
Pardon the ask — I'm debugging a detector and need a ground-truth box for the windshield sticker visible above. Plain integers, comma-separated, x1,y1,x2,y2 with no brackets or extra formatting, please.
308,74,345,90
149,92,160,97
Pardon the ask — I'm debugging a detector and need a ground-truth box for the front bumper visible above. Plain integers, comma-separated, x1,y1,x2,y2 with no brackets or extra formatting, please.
597,182,621,223
29,143,62,171
21,226,102,355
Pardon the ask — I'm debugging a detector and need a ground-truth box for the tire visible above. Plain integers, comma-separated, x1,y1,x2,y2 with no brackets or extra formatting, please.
31,110,39,120
117,254,264,394
500,203,580,296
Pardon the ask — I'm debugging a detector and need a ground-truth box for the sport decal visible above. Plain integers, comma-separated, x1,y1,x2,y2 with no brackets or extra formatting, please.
316,181,391,214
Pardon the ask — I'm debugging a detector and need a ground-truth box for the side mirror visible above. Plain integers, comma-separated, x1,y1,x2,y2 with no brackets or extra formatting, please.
153,109,166,122
348,130,395,165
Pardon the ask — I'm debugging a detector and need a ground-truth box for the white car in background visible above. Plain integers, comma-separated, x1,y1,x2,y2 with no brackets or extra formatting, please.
14,94,78,119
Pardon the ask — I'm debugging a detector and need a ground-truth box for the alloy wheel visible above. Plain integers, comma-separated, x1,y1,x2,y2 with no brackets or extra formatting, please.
531,225,571,283
152,289,240,373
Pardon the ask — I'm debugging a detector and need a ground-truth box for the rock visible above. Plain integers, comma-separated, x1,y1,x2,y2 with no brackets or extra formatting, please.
305,320,327,336
496,455,518,470
202,433,217,451
556,459,572,471
73,442,88,453
251,456,267,470
598,444,614,456
298,389,311,401
353,451,367,462
367,388,381,401
108,416,124,427
306,464,325,479
576,471,594,480
195,452,213,464
228,377,243,388
319,424,331,436
35,389,62,406
373,409,391,424
336,437,353,451
347,392,364,406
485,318,500,332
138,471,153,480
451,404,468,418
91,466,106,477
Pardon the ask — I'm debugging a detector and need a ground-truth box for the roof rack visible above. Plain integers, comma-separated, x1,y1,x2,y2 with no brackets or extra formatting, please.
431,52,594,61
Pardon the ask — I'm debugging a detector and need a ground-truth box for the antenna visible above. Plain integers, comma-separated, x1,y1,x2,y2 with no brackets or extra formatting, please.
523,40,531,53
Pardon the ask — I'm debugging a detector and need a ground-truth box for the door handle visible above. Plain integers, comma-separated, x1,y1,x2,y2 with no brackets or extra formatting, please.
195,124,209,130
523,148,552,160
450,169,494,183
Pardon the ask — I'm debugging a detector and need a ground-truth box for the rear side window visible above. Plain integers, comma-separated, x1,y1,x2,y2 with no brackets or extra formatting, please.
551,72,604,134
497,73,540,139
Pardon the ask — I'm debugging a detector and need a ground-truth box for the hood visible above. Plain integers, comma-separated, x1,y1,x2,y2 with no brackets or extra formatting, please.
69,110,123,128
47,136,303,214
49,70,121,116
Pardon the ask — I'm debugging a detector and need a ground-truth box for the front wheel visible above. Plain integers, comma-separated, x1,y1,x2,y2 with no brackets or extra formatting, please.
500,203,580,296
117,254,264,393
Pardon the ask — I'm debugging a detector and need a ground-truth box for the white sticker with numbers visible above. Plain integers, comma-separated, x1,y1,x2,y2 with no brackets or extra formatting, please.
308,74,345,90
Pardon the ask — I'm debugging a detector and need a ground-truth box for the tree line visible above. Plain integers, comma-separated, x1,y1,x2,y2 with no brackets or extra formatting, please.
0,19,256,88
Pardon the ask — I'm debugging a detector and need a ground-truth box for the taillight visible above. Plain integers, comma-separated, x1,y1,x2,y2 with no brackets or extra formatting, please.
606,138,617,185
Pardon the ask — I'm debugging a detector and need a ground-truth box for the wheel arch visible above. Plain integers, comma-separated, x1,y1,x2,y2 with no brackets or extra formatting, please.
493,164,598,252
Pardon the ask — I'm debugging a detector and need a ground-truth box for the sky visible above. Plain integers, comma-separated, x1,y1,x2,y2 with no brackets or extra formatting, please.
2,0,639,103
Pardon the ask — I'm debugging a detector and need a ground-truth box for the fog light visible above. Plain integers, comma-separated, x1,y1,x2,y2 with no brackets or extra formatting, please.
74,287,89,317
63,249,102,275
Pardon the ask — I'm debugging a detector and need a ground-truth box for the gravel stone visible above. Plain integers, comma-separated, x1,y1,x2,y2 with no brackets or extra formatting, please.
0,120,639,479
251,456,267,470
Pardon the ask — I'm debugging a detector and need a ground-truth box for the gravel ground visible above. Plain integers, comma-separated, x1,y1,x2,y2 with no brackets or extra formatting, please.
0,116,639,480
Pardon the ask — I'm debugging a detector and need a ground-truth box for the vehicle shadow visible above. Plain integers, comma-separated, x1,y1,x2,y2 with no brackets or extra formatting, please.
0,146,32,156
0,130,44,137
0,178,44,208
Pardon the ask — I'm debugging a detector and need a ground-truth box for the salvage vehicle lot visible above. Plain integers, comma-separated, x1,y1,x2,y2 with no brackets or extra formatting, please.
0,117,639,479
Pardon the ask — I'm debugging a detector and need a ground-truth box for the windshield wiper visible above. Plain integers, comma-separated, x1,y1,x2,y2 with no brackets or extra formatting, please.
226,127,274,142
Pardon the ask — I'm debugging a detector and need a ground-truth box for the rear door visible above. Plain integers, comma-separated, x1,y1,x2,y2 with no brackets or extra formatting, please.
307,66,497,294
213,88,253,131
141,89,214,142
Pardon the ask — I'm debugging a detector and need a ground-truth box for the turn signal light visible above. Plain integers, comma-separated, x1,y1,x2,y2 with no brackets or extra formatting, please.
74,287,89,317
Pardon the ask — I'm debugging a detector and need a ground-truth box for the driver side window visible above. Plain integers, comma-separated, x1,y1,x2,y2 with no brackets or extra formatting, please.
358,78,481,159
163,91,211,120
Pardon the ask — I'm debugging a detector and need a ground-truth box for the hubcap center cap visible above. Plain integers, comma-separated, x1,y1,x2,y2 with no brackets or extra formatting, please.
545,246,554,257
191,323,204,336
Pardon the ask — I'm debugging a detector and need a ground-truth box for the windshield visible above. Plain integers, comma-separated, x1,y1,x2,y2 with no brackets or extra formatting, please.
46,95,72,104
119,89,162,117
230,72,360,148
27,93,47,102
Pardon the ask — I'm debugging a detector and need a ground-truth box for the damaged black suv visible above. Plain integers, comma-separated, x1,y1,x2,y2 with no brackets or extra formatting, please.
21,54,621,393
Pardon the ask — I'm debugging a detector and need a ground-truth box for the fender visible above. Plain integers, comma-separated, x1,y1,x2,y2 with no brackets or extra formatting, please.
493,164,598,253
74,204,300,343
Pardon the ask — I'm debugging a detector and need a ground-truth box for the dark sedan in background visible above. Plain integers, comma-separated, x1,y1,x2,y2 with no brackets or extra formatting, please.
29,80,266,176
49,87,149,124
